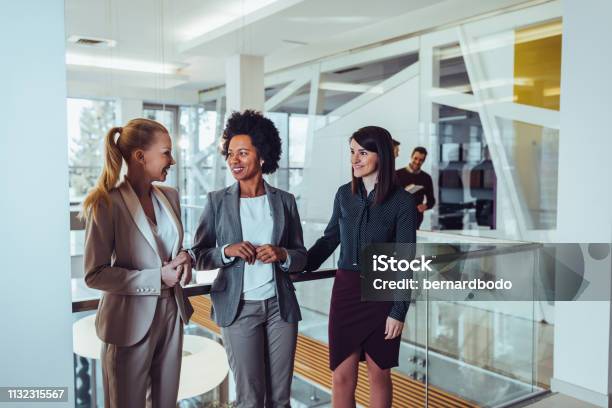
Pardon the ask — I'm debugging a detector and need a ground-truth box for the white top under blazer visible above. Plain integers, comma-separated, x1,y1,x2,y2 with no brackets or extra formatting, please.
221,195,291,300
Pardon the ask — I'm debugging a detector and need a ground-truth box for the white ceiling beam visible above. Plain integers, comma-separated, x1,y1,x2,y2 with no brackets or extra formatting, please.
318,81,382,94
264,75,310,112
264,36,419,89
264,67,311,89
429,88,477,111
327,61,419,121
198,87,225,104
179,0,305,54
320,37,419,73
489,102,560,130
429,87,560,130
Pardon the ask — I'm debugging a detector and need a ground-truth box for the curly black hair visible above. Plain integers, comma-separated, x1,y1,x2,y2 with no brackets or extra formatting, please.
221,110,282,174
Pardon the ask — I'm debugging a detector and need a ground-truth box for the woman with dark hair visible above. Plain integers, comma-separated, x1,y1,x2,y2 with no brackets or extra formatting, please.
307,126,417,407
191,110,306,407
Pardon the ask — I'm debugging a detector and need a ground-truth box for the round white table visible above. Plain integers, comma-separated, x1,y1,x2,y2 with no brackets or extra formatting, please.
73,314,229,404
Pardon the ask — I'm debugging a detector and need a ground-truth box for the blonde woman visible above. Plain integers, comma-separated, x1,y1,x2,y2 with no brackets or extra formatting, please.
82,118,194,408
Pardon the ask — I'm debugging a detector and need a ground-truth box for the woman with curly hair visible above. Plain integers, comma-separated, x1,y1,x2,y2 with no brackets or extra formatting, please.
191,110,306,407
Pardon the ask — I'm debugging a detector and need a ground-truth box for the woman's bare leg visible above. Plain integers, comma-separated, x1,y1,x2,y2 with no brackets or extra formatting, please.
332,351,361,408
365,353,392,408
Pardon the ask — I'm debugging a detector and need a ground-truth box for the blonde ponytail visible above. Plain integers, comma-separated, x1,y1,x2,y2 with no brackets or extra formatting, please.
81,127,123,220
81,118,169,221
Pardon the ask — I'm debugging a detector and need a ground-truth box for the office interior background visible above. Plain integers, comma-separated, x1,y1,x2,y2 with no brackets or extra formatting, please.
1,0,611,406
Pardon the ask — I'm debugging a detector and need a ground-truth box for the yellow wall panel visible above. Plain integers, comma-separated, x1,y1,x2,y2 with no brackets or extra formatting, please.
514,20,562,111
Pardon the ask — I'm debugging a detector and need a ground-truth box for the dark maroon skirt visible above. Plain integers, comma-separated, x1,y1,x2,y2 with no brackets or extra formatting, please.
328,268,401,371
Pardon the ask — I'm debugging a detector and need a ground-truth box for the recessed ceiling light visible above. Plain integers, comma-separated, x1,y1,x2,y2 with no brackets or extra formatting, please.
282,39,308,46
67,35,117,48
66,53,185,75
333,67,361,75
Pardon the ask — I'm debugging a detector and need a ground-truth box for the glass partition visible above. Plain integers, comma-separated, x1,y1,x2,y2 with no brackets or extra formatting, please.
290,231,547,407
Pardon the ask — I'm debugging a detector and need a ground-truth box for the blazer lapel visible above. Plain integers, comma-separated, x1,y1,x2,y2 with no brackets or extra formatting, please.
152,185,182,258
265,181,285,246
226,182,243,242
118,178,160,258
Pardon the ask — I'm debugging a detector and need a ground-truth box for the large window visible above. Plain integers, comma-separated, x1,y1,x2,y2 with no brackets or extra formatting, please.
67,98,116,203
176,106,219,242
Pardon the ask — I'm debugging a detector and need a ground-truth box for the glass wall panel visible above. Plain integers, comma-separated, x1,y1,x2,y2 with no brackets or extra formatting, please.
497,118,559,229
422,237,544,407
466,19,562,230
433,105,497,231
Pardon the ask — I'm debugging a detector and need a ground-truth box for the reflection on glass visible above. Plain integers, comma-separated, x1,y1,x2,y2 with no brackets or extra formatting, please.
497,118,559,229
436,43,472,94
434,105,497,231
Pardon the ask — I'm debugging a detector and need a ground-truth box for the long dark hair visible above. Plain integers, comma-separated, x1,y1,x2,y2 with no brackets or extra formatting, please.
350,126,396,205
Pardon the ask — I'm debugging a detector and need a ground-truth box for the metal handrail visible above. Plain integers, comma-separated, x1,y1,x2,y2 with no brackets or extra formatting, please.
72,239,543,313
72,269,337,313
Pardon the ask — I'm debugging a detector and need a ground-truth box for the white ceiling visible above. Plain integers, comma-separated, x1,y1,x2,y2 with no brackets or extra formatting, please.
65,0,532,101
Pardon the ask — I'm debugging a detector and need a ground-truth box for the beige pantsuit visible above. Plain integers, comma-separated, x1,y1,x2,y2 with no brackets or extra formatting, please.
84,178,194,408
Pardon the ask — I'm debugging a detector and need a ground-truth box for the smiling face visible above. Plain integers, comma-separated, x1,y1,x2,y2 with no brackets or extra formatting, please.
350,138,378,178
140,131,175,182
227,134,262,181
409,151,426,172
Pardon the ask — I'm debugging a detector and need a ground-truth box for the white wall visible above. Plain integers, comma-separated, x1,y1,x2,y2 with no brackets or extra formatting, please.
550,0,612,405
117,98,144,124
301,76,420,223
0,0,74,405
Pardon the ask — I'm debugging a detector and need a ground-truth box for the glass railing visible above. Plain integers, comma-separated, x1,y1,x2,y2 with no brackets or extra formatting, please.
72,206,548,407
292,228,547,407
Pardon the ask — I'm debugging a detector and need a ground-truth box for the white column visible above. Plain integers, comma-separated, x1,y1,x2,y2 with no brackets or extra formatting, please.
117,98,143,124
225,54,264,113
552,1,612,406
0,0,74,405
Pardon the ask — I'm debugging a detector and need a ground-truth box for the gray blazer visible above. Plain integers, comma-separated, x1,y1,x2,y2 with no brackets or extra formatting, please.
191,181,306,327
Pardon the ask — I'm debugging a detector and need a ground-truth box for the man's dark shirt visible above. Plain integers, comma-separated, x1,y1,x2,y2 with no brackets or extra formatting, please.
395,167,436,228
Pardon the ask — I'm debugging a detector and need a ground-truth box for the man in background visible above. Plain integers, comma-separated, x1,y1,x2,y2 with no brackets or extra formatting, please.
392,139,401,158
396,146,436,229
